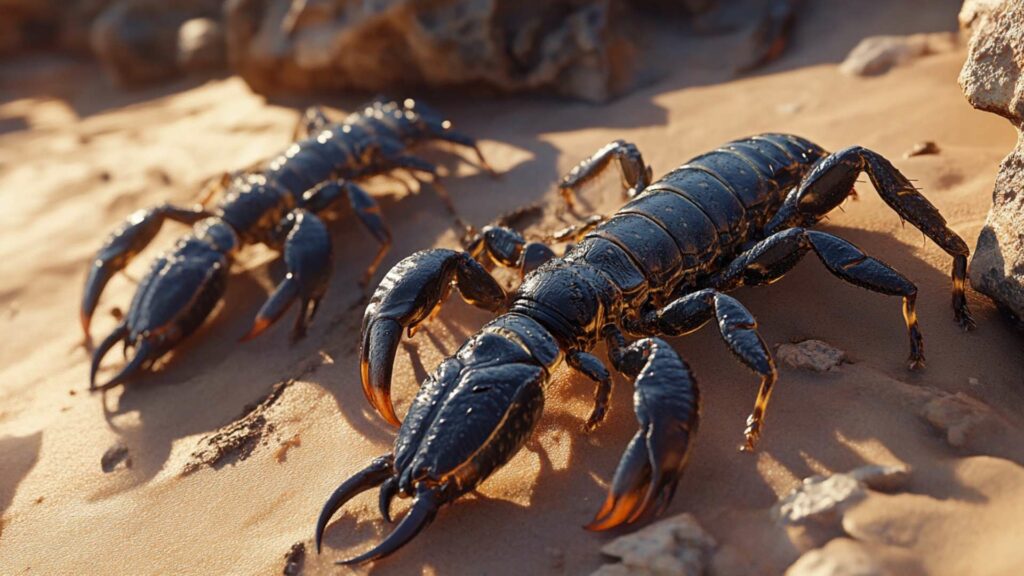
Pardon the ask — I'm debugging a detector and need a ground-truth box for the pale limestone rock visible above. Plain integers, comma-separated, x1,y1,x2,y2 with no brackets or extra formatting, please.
774,464,911,528
960,0,1024,322
839,32,957,77
959,0,1007,36
777,340,845,372
594,513,716,576
847,465,911,493
774,473,865,527
785,538,885,576
921,391,1000,448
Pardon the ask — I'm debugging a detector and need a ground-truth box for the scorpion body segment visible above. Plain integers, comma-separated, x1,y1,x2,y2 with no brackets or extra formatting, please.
317,134,975,563
84,98,493,390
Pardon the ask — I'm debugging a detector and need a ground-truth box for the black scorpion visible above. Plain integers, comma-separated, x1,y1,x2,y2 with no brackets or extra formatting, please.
83,98,493,390
315,134,974,564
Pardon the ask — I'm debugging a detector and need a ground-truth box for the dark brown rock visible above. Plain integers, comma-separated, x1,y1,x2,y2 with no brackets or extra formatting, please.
89,0,222,86
225,0,635,102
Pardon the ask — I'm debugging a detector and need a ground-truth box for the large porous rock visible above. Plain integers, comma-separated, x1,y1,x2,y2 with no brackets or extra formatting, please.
592,513,717,576
89,0,224,86
959,0,1024,324
0,0,64,54
225,0,634,102
959,0,1005,35
0,0,120,54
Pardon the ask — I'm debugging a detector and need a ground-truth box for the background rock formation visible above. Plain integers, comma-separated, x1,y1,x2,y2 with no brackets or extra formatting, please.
90,0,225,85
225,0,633,102
959,0,1024,324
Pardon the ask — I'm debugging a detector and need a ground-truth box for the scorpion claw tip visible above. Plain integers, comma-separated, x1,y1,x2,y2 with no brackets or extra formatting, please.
585,490,643,532
361,318,404,426
316,456,395,556
337,488,439,565
91,339,152,392
80,311,92,338
239,317,271,343
90,323,129,391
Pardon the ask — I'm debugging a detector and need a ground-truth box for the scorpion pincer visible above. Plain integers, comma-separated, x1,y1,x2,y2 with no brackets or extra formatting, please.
83,98,494,391
316,134,974,563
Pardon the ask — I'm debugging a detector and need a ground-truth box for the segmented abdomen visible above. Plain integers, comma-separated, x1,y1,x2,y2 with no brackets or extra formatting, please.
572,134,827,306
263,99,426,198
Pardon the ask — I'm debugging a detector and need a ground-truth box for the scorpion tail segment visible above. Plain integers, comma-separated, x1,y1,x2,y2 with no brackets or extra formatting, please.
243,210,333,342
590,338,700,531
92,339,155,392
315,455,395,554
89,322,128,390
360,249,505,424
338,486,440,566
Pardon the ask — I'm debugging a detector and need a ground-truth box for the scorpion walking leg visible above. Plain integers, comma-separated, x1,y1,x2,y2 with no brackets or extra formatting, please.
558,140,653,209
387,154,456,212
766,145,975,329
431,128,498,177
566,350,613,430
465,225,557,278
587,327,701,531
360,249,506,425
243,210,333,342
304,180,392,286
293,105,332,140
82,203,210,337
713,227,924,370
636,289,776,451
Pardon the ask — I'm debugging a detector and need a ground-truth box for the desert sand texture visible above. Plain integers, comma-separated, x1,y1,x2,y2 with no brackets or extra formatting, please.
1,2,1023,575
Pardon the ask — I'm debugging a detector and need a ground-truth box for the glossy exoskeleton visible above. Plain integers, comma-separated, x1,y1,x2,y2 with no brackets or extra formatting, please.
83,98,493,390
316,134,974,564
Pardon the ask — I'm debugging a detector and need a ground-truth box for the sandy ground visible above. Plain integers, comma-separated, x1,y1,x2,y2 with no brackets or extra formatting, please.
1,1,1023,574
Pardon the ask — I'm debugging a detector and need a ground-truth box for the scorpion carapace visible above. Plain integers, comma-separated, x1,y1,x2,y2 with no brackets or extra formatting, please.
83,98,495,391
316,134,975,564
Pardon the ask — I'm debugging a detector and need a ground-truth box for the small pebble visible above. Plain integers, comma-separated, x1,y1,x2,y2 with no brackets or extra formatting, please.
776,102,804,115
903,141,940,158
101,442,133,473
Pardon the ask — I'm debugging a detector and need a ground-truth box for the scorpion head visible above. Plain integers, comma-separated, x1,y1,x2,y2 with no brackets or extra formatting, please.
317,313,562,564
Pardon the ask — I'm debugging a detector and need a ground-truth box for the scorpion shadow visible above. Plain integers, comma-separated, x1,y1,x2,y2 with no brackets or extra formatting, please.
0,431,43,539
